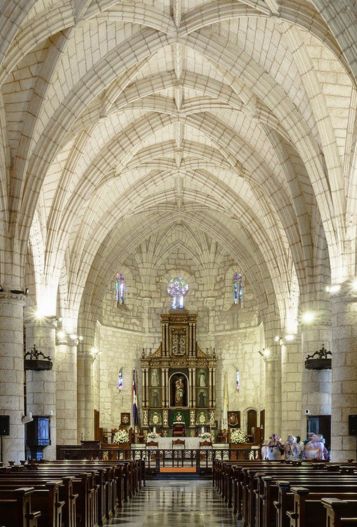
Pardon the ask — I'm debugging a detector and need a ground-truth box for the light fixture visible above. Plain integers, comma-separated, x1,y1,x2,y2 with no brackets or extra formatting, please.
274,336,280,342
78,336,84,342
285,334,295,342
351,279,357,292
57,330,66,340
325,284,341,294
301,311,315,324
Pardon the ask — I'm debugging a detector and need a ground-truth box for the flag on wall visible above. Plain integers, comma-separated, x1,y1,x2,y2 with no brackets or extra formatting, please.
116,368,123,390
222,371,228,429
236,370,240,392
132,369,139,427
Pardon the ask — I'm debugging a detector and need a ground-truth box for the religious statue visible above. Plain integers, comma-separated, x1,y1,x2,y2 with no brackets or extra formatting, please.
198,370,206,387
175,377,184,406
151,369,159,386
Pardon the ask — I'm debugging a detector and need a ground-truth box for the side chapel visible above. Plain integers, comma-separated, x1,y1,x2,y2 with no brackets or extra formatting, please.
141,310,217,436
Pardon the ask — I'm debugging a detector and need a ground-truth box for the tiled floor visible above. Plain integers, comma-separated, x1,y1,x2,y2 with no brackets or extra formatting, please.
106,479,237,526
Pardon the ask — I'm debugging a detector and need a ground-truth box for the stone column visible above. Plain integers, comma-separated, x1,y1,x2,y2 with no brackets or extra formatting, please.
0,292,25,463
331,285,357,461
280,337,303,440
264,349,281,439
56,336,78,445
24,314,57,459
77,349,94,441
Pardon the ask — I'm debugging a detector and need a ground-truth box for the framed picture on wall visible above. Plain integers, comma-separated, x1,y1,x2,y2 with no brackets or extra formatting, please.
120,412,130,426
228,411,240,428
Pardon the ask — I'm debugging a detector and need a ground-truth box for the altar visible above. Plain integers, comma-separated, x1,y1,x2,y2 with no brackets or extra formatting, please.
149,437,201,449
141,310,217,435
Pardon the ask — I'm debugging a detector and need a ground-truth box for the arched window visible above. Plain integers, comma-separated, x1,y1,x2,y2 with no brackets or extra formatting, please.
115,273,125,305
233,272,244,306
167,277,189,309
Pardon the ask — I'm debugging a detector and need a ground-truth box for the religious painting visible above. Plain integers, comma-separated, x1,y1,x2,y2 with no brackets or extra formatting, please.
170,327,187,356
149,410,162,426
197,369,207,387
150,368,160,387
197,388,208,407
150,388,161,407
227,411,240,428
120,412,130,426
196,410,208,425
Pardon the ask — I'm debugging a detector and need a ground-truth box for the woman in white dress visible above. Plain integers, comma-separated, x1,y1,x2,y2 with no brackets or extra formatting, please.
303,434,325,460
263,434,284,460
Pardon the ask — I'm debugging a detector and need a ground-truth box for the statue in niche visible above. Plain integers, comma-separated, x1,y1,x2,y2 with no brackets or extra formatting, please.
175,377,185,406
151,369,159,387
198,390,206,407
198,370,206,387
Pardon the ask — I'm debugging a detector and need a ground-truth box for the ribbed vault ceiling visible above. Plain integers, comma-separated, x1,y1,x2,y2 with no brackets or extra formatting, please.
1,0,356,331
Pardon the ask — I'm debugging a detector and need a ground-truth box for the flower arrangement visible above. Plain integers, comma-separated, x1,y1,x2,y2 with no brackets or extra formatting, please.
230,429,248,444
147,431,160,440
199,432,212,441
113,429,129,444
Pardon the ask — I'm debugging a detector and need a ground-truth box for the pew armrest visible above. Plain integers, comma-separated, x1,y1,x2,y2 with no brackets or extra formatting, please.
273,500,281,510
26,510,42,520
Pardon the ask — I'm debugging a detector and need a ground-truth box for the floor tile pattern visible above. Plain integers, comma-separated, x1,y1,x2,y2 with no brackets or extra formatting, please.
106,479,238,526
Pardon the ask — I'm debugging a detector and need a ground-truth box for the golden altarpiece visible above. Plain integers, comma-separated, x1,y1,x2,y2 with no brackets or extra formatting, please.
141,310,217,436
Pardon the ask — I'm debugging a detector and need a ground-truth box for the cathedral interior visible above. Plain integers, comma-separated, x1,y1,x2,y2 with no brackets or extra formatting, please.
0,0,357,474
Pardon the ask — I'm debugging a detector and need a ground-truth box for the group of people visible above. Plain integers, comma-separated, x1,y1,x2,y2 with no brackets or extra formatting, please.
261,433,329,461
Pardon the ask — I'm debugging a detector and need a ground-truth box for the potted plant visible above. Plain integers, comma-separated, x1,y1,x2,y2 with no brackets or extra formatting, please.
198,432,212,441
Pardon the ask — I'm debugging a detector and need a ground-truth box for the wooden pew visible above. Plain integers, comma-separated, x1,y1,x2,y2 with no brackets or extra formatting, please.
322,497,357,527
287,487,357,527
0,487,42,527
0,479,64,527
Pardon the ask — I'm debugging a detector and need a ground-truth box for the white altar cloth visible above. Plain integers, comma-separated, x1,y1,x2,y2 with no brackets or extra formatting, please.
149,437,201,449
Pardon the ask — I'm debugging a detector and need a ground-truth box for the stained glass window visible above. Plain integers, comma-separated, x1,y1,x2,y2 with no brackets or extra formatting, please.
233,272,244,305
167,277,189,309
115,273,125,305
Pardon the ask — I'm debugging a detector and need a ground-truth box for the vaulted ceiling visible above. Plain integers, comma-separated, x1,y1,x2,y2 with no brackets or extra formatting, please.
1,0,356,331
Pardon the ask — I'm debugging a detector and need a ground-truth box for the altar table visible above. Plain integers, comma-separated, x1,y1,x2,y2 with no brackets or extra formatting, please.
153,437,201,449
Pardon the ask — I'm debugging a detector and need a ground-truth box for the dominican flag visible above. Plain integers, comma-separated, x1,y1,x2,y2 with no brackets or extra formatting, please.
116,368,123,390
132,369,139,426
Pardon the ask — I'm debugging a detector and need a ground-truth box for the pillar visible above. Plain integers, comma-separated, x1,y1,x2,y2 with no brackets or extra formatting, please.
77,349,94,441
56,335,78,445
24,313,57,459
280,337,303,440
264,349,281,438
0,292,25,463
331,284,357,461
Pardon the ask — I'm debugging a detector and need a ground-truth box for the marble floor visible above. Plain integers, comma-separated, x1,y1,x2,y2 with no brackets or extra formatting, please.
106,479,238,526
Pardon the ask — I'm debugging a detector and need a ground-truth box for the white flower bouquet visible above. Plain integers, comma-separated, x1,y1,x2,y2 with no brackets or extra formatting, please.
230,429,248,444
113,429,129,444
199,432,212,440
147,431,160,440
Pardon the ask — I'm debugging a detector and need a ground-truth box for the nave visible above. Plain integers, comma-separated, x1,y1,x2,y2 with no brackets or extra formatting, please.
104,480,235,527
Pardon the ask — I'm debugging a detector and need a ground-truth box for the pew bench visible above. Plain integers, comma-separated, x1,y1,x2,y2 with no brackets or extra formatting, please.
322,497,357,527
0,487,42,527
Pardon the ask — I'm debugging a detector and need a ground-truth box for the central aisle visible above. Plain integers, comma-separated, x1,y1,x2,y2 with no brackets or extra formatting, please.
106,480,236,526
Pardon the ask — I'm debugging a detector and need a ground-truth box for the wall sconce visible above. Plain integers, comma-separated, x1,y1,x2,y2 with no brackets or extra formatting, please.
301,311,315,324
